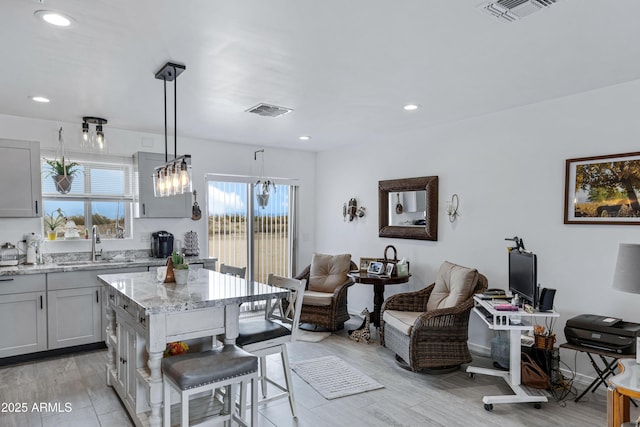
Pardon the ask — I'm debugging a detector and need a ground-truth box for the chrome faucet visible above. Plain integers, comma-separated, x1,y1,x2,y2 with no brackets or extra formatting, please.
91,225,102,261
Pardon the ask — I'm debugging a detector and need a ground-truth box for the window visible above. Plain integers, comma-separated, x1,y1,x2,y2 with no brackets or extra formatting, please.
207,175,297,286
41,151,134,239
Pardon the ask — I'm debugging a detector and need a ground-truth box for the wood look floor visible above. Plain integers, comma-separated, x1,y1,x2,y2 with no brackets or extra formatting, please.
0,316,635,427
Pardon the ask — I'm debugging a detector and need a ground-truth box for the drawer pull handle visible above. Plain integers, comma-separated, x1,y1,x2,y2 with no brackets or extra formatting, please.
123,304,128,310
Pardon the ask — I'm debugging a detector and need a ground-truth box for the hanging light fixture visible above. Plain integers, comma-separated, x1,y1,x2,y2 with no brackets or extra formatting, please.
152,61,192,197
81,116,108,151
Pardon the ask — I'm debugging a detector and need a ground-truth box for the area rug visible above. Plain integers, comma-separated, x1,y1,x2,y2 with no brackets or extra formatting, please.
296,330,331,343
291,355,384,399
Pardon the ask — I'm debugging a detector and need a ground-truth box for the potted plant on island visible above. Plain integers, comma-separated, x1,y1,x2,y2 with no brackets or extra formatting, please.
44,208,66,240
171,250,190,285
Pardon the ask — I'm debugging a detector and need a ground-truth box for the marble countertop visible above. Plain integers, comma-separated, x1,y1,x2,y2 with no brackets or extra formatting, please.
98,269,287,315
0,256,217,276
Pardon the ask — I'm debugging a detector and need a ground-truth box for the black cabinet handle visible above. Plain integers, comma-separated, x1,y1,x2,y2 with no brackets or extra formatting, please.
123,304,128,310
35,200,39,214
96,290,99,303
142,203,146,216
0,278,15,282
40,295,43,309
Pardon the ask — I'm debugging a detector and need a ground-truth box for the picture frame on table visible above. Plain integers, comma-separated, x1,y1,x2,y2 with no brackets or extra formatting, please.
564,151,640,225
367,261,385,275
359,257,377,272
384,263,395,276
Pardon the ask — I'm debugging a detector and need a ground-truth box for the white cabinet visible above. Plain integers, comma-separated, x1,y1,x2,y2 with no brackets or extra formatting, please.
133,152,191,218
47,267,147,349
0,139,42,217
0,275,47,358
47,286,102,349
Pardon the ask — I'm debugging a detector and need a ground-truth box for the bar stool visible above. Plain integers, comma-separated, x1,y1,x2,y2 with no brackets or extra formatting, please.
162,344,258,427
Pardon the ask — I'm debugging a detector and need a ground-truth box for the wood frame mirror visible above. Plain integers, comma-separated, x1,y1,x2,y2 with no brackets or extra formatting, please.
378,176,438,241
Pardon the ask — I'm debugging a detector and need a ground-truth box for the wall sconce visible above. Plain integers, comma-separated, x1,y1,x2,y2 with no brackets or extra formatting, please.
343,198,366,221
81,116,108,151
446,194,459,222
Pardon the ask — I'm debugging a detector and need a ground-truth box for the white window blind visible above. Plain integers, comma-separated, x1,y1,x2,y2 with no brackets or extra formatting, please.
41,150,134,201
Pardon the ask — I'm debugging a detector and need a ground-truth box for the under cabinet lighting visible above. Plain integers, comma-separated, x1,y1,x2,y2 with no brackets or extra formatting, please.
31,96,50,103
299,136,311,141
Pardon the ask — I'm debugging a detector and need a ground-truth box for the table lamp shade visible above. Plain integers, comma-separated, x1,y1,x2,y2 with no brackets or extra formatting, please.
612,243,640,294
612,243,640,364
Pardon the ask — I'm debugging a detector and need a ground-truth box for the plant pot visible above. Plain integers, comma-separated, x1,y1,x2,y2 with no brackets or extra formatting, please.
47,231,57,240
52,175,74,194
173,269,189,286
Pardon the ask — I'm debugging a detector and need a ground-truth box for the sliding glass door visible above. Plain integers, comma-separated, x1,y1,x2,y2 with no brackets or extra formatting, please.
206,175,297,286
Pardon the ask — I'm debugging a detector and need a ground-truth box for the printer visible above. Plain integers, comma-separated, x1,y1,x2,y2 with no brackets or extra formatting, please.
564,314,640,354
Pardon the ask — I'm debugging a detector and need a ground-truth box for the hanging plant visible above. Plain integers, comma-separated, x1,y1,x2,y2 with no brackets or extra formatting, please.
255,180,276,208
254,149,275,208
44,127,81,194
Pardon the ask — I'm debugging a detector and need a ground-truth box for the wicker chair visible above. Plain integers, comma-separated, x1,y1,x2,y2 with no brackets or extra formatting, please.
294,254,357,331
380,261,488,372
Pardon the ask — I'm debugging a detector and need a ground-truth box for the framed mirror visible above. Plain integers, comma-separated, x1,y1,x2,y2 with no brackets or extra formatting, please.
378,176,438,240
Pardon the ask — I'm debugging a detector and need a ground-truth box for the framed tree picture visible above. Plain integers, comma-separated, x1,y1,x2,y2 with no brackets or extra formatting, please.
564,151,640,225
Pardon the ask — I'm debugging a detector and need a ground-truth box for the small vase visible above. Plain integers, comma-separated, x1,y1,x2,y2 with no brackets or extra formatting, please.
47,231,57,240
173,269,189,286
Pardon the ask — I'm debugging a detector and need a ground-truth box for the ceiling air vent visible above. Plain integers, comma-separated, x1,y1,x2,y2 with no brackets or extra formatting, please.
480,0,558,23
245,103,293,118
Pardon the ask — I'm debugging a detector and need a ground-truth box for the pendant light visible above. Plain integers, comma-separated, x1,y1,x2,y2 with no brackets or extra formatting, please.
152,61,192,197
81,116,108,151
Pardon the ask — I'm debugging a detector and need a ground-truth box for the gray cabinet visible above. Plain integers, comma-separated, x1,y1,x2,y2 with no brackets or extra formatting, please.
133,152,191,218
47,267,147,349
0,139,42,217
0,275,47,358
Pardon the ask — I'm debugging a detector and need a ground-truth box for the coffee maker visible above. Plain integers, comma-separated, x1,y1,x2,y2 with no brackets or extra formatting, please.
151,231,174,258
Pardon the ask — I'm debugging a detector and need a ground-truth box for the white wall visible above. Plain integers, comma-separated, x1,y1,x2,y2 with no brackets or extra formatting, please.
315,79,640,380
0,114,316,271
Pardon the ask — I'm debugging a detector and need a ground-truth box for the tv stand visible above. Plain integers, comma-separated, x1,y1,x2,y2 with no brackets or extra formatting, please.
467,295,559,410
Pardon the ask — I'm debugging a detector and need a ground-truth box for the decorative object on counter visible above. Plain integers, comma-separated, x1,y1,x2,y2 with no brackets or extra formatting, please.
446,193,460,222
164,256,175,283
183,231,199,256
80,116,108,152
377,245,409,277
44,208,66,240
171,250,189,285
0,242,19,266
254,149,275,208
152,61,193,198
44,127,81,194
343,197,365,221
191,190,202,220
163,341,189,357
64,220,81,239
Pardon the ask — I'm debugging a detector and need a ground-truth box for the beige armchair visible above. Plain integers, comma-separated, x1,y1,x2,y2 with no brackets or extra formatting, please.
294,253,357,331
380,261,488,372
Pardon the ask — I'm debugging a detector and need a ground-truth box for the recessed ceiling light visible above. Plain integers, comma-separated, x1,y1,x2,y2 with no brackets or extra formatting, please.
299,136,311,141
31,96,50,103
35,10,73,27
403,104,420,111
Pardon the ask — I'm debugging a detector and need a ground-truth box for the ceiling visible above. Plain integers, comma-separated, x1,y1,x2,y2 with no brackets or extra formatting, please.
2,0,640,152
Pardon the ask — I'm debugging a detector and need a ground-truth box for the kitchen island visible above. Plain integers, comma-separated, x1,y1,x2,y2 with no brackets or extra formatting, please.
98,268,287,427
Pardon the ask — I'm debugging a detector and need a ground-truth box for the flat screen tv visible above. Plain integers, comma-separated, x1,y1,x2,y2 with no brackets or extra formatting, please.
508,250,538,308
